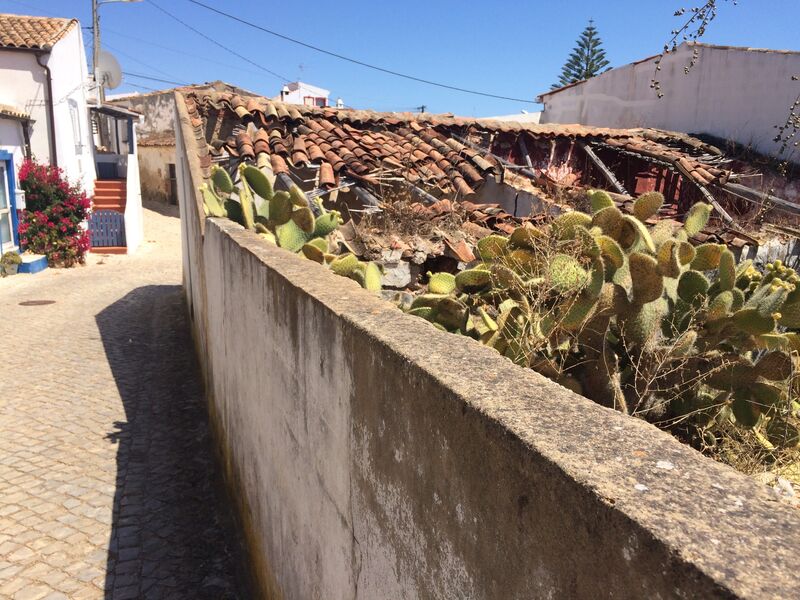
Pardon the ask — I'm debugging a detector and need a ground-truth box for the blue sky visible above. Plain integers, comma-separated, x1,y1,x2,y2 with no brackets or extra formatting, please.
1,0,796,116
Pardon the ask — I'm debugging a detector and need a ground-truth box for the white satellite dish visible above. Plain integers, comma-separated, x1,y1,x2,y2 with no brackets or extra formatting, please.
97,50,122,90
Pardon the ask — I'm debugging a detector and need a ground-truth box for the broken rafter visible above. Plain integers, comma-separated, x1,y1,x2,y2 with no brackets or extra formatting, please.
578,142,628,195
718,182,800,217
671,160,737,227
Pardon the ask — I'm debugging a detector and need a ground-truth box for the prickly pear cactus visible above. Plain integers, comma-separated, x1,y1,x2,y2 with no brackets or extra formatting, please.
406,190,800,452
200,163,382,293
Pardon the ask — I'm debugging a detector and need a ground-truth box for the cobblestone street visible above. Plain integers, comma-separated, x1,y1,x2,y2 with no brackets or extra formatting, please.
0,205,246,599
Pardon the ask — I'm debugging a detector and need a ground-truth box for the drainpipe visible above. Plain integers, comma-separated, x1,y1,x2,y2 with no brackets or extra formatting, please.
35,51,58,168
2,46,57,166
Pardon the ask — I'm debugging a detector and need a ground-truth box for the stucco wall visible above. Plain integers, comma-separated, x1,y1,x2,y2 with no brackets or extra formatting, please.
540,43,800,158
138,145,175,204
0,26,96,194
174,93,800,600
0,119,25,169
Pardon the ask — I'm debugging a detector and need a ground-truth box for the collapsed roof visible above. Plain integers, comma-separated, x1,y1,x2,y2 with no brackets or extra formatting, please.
182,90,788,255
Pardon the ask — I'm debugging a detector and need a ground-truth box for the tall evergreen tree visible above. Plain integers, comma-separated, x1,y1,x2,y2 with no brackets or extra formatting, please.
554,20,610,88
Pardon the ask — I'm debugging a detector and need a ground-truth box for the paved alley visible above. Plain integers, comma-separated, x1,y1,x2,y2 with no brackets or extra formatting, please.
0,205,246,599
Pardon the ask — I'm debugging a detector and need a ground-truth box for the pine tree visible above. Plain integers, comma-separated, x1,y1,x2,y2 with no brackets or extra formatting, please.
554,19,610,89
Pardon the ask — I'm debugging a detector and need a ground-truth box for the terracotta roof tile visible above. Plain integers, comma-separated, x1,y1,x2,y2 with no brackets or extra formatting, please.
0,13,76,49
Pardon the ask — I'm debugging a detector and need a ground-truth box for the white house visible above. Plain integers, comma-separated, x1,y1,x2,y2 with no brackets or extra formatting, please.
0,12,143,255
274,81,333,108
0,13,96,253
538,42,800,160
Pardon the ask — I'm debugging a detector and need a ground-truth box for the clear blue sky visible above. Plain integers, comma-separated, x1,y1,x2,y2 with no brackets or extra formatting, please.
1,0,796,115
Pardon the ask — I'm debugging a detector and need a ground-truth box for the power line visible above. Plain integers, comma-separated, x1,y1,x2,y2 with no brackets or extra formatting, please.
123,71,189,86
103,27,270,79
184,0,537,104
145,0,289,83
103,42,181,82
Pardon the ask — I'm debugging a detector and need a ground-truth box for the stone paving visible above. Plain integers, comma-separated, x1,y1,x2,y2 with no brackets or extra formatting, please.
0,205,246,599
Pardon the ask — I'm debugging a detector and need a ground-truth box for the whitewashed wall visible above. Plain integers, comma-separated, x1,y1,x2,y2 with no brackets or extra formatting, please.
0,26,96,194
540,43,800,158
0,119,25,168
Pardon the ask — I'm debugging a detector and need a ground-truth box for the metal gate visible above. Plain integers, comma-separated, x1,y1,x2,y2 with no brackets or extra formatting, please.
89,210,126,247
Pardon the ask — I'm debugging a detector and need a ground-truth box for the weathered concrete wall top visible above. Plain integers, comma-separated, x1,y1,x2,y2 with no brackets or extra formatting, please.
174,93,800,600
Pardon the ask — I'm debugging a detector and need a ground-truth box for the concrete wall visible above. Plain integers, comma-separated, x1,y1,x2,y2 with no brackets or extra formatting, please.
138,145,175,204
540,43,800,159
174,93,800,599
0,26,96,194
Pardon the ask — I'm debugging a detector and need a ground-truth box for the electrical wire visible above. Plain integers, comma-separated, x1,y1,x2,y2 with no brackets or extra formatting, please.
123,71,189,86
103,27,271,79
145,0,289,83
184,0,537,104
103,42,181,82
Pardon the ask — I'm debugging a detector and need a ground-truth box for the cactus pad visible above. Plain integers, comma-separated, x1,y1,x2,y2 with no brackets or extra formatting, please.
428,272,457,295
291,207,316,233
288,184,309,207
275,219,310,252
552,211,592,240
269,191,292,225
211,165,234,194
633,191,664,222
691,244,724,271
242,164,274,200
592,206,624,238
476,235,509,260
588,189,614,213
629,252,664,304
548,254,589,292
677,270,710,303
732,308,776,335
455,268,492,292
683,203,712,237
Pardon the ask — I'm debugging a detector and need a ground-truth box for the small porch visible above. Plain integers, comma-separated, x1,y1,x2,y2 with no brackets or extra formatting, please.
89,104,143,254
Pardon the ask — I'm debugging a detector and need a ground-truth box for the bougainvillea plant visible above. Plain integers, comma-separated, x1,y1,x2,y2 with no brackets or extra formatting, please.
17,159,92,267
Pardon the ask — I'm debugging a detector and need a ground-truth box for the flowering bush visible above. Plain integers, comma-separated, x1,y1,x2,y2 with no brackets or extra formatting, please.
17,159,92,267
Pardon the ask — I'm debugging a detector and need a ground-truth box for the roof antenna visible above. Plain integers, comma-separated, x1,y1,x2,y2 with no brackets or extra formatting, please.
416,105,427,113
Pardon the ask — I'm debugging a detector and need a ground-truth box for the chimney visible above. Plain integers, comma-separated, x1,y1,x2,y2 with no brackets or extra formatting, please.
335,97,344,109
280,85,290,101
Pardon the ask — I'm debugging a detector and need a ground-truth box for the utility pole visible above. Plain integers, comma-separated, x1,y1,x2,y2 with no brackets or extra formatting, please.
92,0,141,104
92,0,102,103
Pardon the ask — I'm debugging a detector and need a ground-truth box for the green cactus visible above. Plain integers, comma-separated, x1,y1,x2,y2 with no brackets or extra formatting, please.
548,254,589,292
268,191,292,225
236,164,256,230
632,191,664,222
455,268,492,292
476,235,509,260
275,219,309,252
291,207,316,234
683,203,712,237
199,183,226,218
691,243,724,271
677,270,710,304
592,205,624,239
588,189,614,213
242,164,274,200
552,211,593,240
288,184,308,207
211,165,234,194
330,253,359,277
629,252,664,304
428,272,457,294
